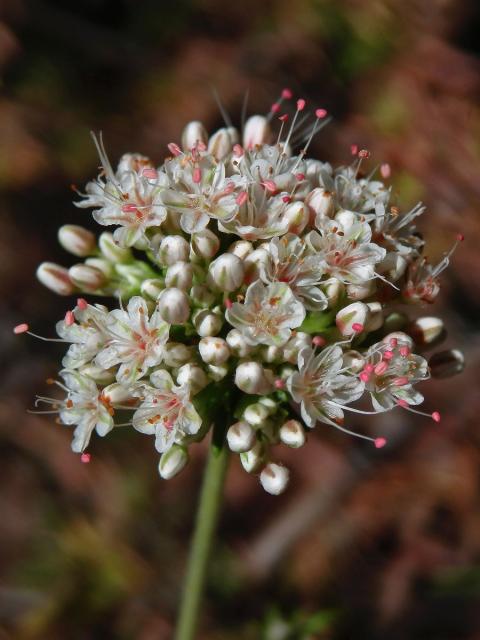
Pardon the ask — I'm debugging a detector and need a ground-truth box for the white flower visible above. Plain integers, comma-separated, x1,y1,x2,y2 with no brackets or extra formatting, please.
260,234,328,310
56,301,109,369
132,369,202,453
57,370,115,453
226,280,306,346
96,296,169,383
287,345,365,428
321,165,390,215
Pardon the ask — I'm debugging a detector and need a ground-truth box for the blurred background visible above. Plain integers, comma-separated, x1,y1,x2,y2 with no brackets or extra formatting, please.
1,1,480,638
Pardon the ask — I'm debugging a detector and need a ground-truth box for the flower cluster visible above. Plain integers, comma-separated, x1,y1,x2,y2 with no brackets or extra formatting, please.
18,91,464,494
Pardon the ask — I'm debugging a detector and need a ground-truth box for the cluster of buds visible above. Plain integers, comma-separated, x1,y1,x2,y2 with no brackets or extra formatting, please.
17,90,464,494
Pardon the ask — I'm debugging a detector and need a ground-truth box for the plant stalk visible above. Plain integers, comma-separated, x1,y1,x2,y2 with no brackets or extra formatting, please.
174,426,229,640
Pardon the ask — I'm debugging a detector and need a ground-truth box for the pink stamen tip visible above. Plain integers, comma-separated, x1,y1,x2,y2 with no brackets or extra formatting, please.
233,144,244,157
142,168,158,179
295,173,305,181
375,437,387,449
456,233,464,242
350,144,358,156
77,298,88,310
282,195,292,203
278,114,289,122
296,98,306,111
235,191,248,206
397,399,409,409
380,163,391,179
13,323,29,335
196,141,207,152
399,346,410,357
81,453,91,464
352,323,364,333
358,149,370,159
224,298,233,309
274,378,285,389
315,108,327,119
271,102,280,113
363,363,374,373
312,335,326,347
432,411,441,423
374,361,388,376
122,204,138,212
383,350,393,360
193,167,202,184
393,376,409,386
360,371,370,383
64,310,75,326
167,142,182,156
262,180,277,193
389,338,398,348
281,88,292,99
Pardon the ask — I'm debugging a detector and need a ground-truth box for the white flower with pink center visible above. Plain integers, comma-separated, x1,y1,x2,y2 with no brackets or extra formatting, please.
96,296,169,384
226,280,306,347
56,300,109,369
132,369,202,453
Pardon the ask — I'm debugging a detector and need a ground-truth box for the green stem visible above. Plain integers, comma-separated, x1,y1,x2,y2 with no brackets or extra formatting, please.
174,426,229,640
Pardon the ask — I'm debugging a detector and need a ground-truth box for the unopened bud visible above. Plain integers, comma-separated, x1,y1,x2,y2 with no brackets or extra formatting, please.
58,225,96,257
365,302,383,332
284,201,308,234
163,342,193,368
226,329,254,357
235,361,273,394
378,252,407,282
79,364,116,384
408,316,445,347
198,337,230,365
336,302,370,336
240,440,264,473
207,363,229,381
261,345,283,363
181,121,208,151
158,235,190,266
260,463,290,495
243,115,270,148
208,253,245,291
243,402,270,426
228,240,253,260
305,188,334,221
279,420,305,448
243,248,269,283
37,262,75,296
69,264,107,291
141,278,164,300
165,261,194,291
176,363,208,394
191,229,220,259
227,421,255,453
102,382,134,404
347,280,376,301
190,284,216,308
323,278,344,308
85,257,114,278
157,287,190,324
208,127,238,160
98,231,133,263
283,332,312,364
158,445,189,479
193,309,223,337
429,349,465,379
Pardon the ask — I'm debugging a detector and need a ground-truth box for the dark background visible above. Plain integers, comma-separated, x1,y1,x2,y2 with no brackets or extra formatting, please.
1,1,480,638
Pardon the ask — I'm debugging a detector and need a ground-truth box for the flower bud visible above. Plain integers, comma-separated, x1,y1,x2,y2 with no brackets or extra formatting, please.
383,312,408,333
284,201,308,234
58,224,96,257
243,248,269,283
193,309,223,337
176,363,208,394
260,345,283,363
227,421,255,453
85,257,114,278
165,261,194,291
243,115,270,148
157,287,190,324
260,463,290,495
382,331,413,348
347,280,376,301
283,332,312,364
342,350,365,373
191,229,220,259
163,342,194,368
334,209,357,232
198,337,230,365
163,210,183,233
336,302,370,336
190,284,216,308
208,127,238,160
36,262,75,296
158,235,190,266
429,349,465,379
181,120,208,151
228,240,253,260
323,278,344,308
235,362,273,394
408,316,445,347
141,278,164,300
378,252,407,282
365,301,383,332
305,188,334,221
79,364,116,385
102,382,134,404
240,441,264,473
98,231,133,263
207,253,244,292
158,445,189,479
226,329,254,357
69,264,107,291
207,363,229,381
279,420,305,448
243,402,270,426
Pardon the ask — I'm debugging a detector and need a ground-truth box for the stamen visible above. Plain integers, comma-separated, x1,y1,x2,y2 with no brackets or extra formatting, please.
262,180,277,193
77,298,88,310
352,323,364,333
315,108,327,119
142,167,158,179
233,144,244,157
270,102,280,114
81,452,91,464
14,323,29,334
167,142,182,156
312,335,326,347
236,191,248,206
380,163,391,179
374,437,387,449
274,378,285,389
296,99,306,111
350,144,358,156
393,377,409,386
282,88,293,99
374,361,388,376
64,310,75,326
193,167,202,184
360,371,370,382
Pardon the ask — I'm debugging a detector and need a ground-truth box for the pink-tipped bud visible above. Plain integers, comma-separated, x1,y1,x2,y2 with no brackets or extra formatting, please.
282,88,293,99
64,310,75,326
315,108,327,119
380,163,391,179
236,191,248,206
432,411,441,423
167,142,182,156
312,335,326,347
375,438,387,449
77,298,88,310
81,453,91,464
14,323,29,334
296,98,306,111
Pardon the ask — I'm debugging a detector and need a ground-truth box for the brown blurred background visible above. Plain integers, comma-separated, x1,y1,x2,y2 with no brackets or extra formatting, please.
1,1,480,638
